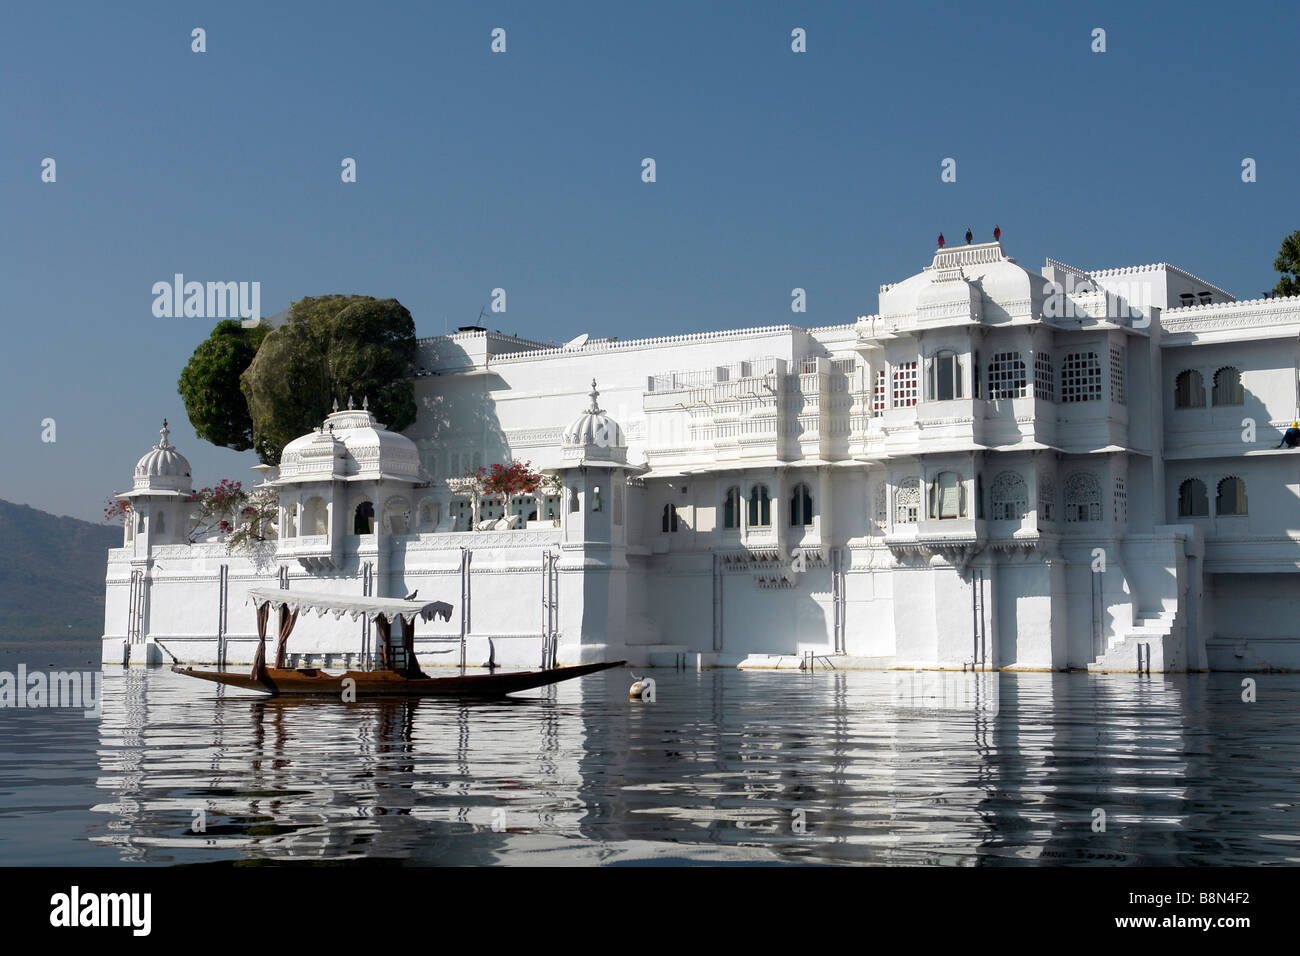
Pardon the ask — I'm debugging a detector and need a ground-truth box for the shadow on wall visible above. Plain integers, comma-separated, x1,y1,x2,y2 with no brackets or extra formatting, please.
409,379,512,477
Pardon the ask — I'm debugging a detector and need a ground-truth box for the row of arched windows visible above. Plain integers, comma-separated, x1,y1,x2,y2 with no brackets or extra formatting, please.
664,483,820,534
1177,477,1248,517
1174,367,1244,408
725,483,815,528
877,471,1118,525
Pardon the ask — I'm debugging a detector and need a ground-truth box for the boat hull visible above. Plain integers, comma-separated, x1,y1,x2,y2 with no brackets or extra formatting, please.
170,660,627,697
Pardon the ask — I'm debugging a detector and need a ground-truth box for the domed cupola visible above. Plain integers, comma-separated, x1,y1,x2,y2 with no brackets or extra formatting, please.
133,420,193,493
278,396,424,483
561,380,627,464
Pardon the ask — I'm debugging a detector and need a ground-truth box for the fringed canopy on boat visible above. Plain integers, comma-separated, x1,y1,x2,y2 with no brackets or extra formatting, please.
245,588,453,625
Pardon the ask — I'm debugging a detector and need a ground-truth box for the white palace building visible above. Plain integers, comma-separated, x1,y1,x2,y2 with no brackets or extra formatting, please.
103,241,1300,673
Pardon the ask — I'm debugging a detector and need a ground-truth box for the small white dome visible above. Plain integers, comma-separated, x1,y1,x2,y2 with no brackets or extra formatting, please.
563,380,625,449
278,397,423,482
133,420,193,492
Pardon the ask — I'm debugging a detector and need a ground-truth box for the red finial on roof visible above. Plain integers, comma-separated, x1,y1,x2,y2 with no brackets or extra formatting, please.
937,232,945,248
993,224,1001,241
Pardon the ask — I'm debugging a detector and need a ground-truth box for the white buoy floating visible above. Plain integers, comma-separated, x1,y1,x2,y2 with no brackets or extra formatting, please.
628,674,656,701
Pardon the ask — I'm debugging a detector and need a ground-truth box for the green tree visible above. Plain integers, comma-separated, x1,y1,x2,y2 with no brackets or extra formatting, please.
177,319,269,451
240,296,417,464
1273,230,1300,297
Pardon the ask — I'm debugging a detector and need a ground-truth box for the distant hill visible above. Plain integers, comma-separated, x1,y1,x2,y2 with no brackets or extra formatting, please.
0,499,121,639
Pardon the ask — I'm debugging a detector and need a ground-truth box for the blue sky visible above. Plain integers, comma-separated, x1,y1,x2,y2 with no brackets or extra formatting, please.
2,0,1295,521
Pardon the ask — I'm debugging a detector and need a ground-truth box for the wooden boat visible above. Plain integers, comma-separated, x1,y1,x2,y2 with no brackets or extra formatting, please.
166,587,625,698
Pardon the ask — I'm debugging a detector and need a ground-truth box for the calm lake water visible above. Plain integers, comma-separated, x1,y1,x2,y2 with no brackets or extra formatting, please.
1,638,1298,866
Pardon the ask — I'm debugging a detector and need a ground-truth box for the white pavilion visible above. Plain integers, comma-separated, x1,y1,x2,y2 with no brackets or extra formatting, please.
104,240,1300,672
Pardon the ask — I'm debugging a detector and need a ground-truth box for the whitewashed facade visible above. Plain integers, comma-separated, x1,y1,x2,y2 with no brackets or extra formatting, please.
103,242,1300,672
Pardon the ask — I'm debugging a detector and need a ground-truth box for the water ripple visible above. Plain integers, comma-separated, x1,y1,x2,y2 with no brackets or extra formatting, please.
1,643,1298,865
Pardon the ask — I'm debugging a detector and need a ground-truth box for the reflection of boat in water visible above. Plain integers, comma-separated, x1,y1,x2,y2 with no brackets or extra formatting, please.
167,588,625,698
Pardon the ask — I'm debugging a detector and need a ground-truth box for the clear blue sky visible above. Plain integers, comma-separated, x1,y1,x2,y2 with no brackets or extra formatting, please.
2,0,1295,521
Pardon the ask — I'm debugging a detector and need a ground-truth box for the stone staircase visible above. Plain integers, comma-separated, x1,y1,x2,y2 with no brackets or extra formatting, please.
1087,609,1177,673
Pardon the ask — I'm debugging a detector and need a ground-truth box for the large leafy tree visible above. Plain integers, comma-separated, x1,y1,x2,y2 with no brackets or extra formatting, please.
240,295,418,464
1273,230,1300,297
177,319,269,451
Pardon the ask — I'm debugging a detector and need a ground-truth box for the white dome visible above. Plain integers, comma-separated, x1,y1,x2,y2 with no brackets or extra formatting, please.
133,420,193,492
878,241,1045,326
563,380,625,449
278,398,423,483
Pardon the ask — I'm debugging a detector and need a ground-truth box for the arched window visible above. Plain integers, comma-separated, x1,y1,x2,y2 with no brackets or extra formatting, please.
895,477,920,524
353,500,375,534
990,471,1028,520
748,485,771,527
1178,479,1208,517
591,485,603,512
1061,352,1103,403
382,497,410,534
1063,473,1101,523
723,486,741,529
568,487,580,513
284,507,298,537
1216,476,1247,516
931,350,963,401
662,503,679,533
1175,369,1205,408
929,471,966,519
156,510,165,534
1038,470,1055,522
613,481,624,526
790,483,813,526
987,352,1027,399
1212,367,1243,406
304,496,328,535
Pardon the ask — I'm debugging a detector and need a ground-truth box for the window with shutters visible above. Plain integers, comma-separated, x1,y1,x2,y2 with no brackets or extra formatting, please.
928,471,966,519
748,485,771,527
1110,347,1126,404
723,486,741,529
790,483,814,526
931,350,963,401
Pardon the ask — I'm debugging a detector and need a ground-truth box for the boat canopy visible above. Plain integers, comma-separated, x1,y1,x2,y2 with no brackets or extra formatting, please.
245,588,453,626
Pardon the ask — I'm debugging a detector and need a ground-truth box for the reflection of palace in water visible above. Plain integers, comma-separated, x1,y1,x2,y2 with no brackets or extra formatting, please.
91,667,1226,865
